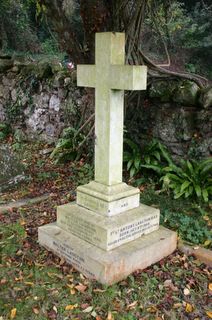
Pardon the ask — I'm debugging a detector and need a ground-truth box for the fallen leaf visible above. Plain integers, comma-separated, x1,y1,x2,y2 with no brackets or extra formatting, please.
204,240,211,247
185,303,193,313
127,301,138,310
20,219,26,226
24,282,34,286
147,305,158,313
164,279,172,287
96,316,102,320
82,306,93,313
206,311,212,318
107,311,114,320
183,288,190,295
209,283,212,291
10,308,17,319
53,306,57,313
81,303,90,310
75,284,87,293
0,278,7,284
33,307,39,314
65,304,78,311
91,310,97,317
173,303,182,309
70,289,76,295
93,288,106,293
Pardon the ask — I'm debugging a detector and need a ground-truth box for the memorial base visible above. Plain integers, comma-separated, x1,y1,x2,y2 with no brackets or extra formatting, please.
57,202,159,251
77,181,140,216
38,224,177,285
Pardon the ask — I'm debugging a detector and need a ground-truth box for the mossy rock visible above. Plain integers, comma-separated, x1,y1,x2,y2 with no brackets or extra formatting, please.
149,80,176,102
0,58,13,73
199,86,212,109
37,61,53,78
0,144,26,191
173,80,200,106
20,61,53,79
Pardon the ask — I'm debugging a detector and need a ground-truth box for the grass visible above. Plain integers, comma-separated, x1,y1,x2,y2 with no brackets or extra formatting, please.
0,217,211,319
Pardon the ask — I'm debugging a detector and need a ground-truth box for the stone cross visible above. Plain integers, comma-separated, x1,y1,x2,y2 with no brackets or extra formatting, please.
39,32,177,285
77,33,147,186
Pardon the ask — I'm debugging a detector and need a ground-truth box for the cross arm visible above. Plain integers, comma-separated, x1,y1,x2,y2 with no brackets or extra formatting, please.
77,65,96,88
110,65,147,91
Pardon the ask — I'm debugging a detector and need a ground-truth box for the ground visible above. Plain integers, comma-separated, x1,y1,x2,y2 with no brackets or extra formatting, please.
0,142,211,320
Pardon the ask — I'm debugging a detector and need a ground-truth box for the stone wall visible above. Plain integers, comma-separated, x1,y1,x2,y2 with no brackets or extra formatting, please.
0,57,91,142
0,57,211,158
126,80,212,159
126,100,211,159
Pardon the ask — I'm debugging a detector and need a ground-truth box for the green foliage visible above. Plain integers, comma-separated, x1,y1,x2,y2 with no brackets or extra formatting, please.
0,0,40,52
140,187,211,247
36,171,59,181
70,163,94,186
123,138,142,178
0,123,11,141
160,159,212,202
123,138,173,178
50,127,87,163
161,209,211,246
40,38,60,55
124,138,212,202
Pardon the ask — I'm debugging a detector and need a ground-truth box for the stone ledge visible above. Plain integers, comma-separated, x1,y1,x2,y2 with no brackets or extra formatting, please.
77,181,140,216
38,224,177,285
178,241,212,267
57,202,160,250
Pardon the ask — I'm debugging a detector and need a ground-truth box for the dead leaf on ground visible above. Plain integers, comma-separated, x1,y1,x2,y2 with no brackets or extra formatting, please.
127,301,138,310
107,311,114,320
65,304,78,311
75,283,87,293
93,288,106,293
185,303,193,313
183,288,190,295
82,306,93,313
206,311,212,318
10,308,17,319
32,307,39,314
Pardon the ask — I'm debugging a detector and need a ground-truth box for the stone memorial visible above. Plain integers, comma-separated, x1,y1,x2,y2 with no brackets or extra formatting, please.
38,32,177,284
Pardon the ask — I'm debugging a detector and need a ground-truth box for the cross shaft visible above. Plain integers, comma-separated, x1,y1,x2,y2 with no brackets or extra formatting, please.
77,33,147,186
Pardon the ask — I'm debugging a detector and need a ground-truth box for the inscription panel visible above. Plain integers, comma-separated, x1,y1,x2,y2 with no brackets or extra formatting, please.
51,240,96,278
57,204,159,251
58,213,104,246
107,214,159,249
77,192,139,216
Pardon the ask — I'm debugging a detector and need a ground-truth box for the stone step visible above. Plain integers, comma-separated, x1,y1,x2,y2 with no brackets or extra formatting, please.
77,181,140,216
38,224,177,285
57,202,160,251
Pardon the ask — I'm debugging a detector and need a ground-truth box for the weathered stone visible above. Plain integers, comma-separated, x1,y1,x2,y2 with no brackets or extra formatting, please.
0,85,4,98
57,202,159,250
49,95,60,112
77,33,147,186
173,80,200,106
0,104,6,121
77,181,140,216
199,86,212,109
38,224,177,285
149,80,175,102
0,144,26,191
